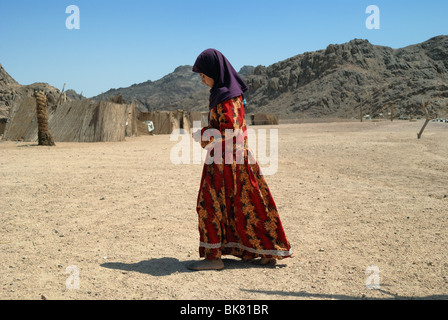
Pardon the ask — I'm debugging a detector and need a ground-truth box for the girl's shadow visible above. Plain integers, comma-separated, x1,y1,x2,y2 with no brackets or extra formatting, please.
101,258,189,277
101,257,285,277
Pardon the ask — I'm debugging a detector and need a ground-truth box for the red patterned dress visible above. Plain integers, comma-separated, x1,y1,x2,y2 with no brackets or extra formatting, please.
196,95,292,261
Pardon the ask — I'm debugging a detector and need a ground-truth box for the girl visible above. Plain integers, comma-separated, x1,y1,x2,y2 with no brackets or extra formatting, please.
189,49,291,271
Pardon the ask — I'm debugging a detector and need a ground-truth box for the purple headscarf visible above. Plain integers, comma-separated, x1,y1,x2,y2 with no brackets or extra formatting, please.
192,49,248,109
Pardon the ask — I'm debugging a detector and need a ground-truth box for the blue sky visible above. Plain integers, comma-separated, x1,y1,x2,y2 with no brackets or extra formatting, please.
0,0,447,98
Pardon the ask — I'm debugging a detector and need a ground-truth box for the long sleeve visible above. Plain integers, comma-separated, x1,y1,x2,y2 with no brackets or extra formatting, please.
200,96,245,149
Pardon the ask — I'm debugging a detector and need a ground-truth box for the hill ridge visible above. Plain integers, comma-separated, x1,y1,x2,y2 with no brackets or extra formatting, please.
2,35,447,120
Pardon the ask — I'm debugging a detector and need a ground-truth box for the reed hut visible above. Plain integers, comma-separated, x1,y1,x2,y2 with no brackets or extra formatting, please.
3,97,137,142
250,113,279,125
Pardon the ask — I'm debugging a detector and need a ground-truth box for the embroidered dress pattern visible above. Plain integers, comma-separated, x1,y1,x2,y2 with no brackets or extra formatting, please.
196,96,292,260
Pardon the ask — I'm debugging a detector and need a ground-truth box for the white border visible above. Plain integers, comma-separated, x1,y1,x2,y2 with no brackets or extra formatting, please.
199,241,292,257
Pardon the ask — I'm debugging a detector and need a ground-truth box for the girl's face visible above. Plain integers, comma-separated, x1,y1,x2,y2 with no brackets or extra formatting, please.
200,73,215,88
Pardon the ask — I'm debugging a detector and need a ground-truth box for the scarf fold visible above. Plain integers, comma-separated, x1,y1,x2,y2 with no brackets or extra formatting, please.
193,49,248,109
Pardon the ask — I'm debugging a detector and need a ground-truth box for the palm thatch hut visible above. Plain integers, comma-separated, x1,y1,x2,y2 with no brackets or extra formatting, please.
3,97,137,142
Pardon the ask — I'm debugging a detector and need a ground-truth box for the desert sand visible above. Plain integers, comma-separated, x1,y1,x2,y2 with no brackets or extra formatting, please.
1,119,447,300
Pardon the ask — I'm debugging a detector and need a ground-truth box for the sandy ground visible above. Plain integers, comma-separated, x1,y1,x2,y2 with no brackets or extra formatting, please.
1,119,447,300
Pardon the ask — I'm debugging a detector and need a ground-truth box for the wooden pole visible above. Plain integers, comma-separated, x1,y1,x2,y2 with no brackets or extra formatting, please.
360,100,363,122
417,101,430,139
56,83,66,106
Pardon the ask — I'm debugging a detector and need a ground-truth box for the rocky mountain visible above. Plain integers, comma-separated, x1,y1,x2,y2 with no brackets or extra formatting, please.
93,65,211,112
0,64,85,120
0,65,19,119
2,35,447,121
93,65,257,113
94,36,448,119
0,64,18,88
244,35,448,118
